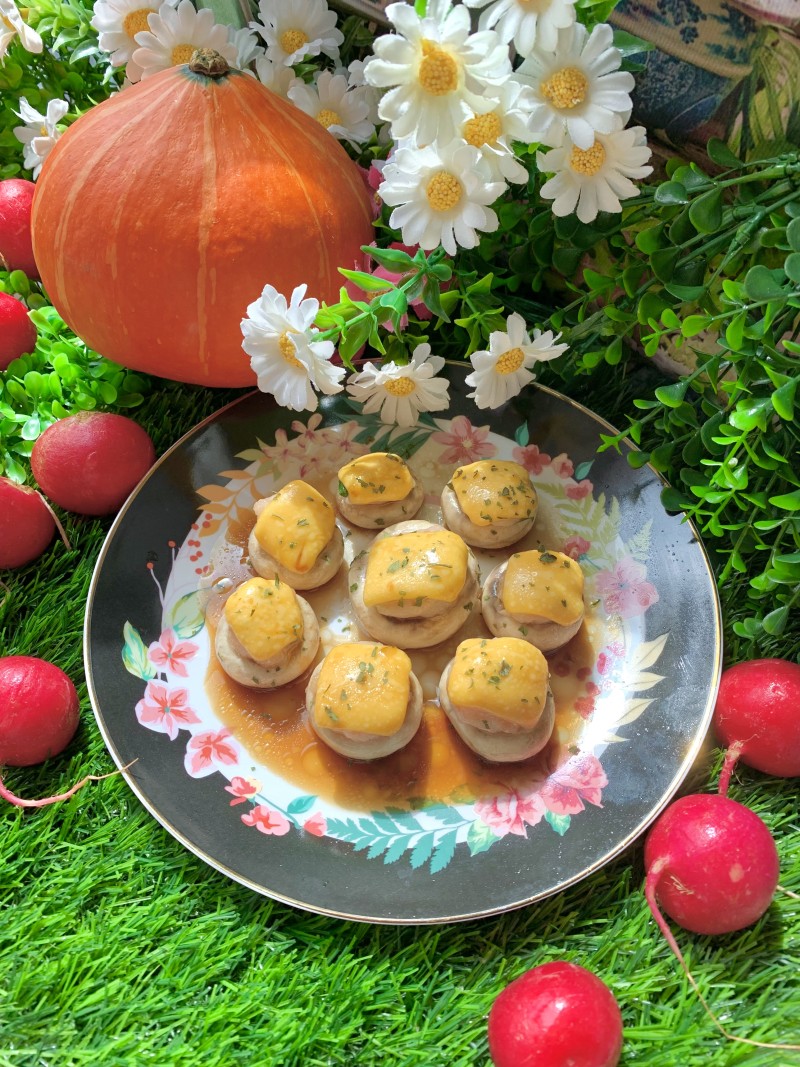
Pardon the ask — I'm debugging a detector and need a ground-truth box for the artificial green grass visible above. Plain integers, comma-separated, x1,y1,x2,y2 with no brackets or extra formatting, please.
2,376,799,1067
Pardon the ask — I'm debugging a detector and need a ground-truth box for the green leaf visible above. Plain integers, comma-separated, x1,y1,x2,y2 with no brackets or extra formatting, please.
654,181,689,206
744,265,786,301
681,314,711,337
729,398,771,432
651,248,680,283
654,380,689,408
784,252,800,285
787,217,800,252
770,489,800,510
762,605,789,636
121,621,156,680
514,422,529,447
338,317,372,365
725,311,746,351
635,224,664,254
430,829,458,874
772,379,796,420
467,820,499,856
574,460,594,480
706,138,741,168
688,189,723,234
364,245,415,271
287,795,317,816
339,268,393,294
167,591,206,640
544,810,571,836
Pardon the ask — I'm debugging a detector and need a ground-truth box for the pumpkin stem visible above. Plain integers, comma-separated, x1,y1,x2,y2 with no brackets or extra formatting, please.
188,48,231,78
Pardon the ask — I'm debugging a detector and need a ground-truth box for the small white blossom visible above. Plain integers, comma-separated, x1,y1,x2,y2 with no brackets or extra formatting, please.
228,26,264,70
378,140,504,256
1,0,42,61
514,22,634,149
465,313,568,409
131,0,237,82
14,97,68,179
463,0,576,55
538,125,653,223
241,283,345,413
250,0,343,67
459,79,536,183
254,56,300,97
364,0,510,147
347,344,451,428
90,0,176,70
288,71,375,145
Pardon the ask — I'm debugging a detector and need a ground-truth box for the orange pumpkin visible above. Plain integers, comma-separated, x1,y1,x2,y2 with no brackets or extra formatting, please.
31,50,374,387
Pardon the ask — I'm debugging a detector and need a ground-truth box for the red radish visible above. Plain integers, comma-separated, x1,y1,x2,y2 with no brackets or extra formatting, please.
644,793,800,1050
0,178,38,278
0,655,80,767
487,961,623,1067
0,292,37,369
714,659,800,793
31,411,156,516
0,477,55,568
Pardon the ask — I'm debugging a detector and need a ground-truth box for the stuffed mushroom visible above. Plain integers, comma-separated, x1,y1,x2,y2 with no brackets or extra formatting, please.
336,452,424,529
248,479,344,590
305,641,423,759
482,549,585,652
438,637,555,762
441,459,538,548
348,520,480,649
215,576,320,689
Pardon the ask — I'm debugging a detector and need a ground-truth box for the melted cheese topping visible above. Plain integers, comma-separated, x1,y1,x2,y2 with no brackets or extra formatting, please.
363,529,468,608
450,460,536,526
447,637,549,728
502,550,585,625
224,577,303,662
338,453,414,505
312,643,412,735
253,480,335,573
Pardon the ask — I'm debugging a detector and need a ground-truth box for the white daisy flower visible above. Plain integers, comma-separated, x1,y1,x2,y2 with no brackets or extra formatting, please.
346,58,381,124
364,0,510,147
514,22,634,149
346,344,451,428
250,0,343,67
537,125,653,223
379,140,505,256
254,56,300,98
13,97,69,179
460,79,535,184
131,0,237,82
465,312,568,409
288,71,375,145
462,0,576,55
1,0,42,59
90,0,176,69
229,25,263,70
241,283,345,413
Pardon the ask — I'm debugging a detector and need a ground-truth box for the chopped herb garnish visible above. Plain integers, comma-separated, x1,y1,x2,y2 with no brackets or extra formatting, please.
297,518,309,527
338,480,348,497
518,625,528,636
499,659,512,677
350,583,358,592
539,551,557,563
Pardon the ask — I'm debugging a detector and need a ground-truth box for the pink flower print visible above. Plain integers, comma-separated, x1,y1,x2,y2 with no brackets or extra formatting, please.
292,413,324,447
147,629,199,677
225,776,261,806
574,682,600,720
242,804,291,836
563,535,590,560
566,479,593,500
596,557,660,618
186,729,239,777
541,754,607,816
512,443,552,475
431,415,497,465
551,453,574,479
135,682,200,740
332,421,369,458
303,812,327,837
271,427,304,464
475,788,546,838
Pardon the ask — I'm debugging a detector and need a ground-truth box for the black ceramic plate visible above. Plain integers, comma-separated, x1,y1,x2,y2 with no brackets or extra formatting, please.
85,365,722,923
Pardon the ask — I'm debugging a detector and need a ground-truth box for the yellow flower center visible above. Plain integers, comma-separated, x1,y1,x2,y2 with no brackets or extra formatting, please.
425,171,463,213
317,108,342,129
495,348,525,374
418,39,459,96
518,0,552,9
122,7,153,37
463,111,503,147
171,43,196,65
569,141,606,176
384,376,416,397
278,331,304,369
280,28,308,55
540,67,589,110
39,124,47,136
